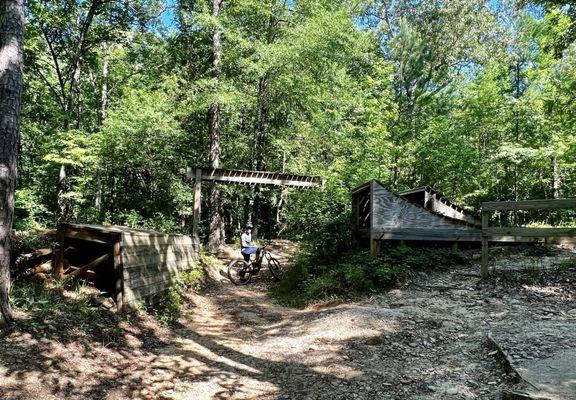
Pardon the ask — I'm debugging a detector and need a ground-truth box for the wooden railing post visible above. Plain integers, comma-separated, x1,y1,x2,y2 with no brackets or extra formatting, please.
481,210,489,278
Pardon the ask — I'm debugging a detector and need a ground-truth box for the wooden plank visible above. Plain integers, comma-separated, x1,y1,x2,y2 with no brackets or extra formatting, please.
370,181,377,256
483,227,576,238
125,280,174,300
64,229,114,244
121,243,196,254
122,256,195,270
123,258,194,271
113,242,124,312
63,223,164,237
124,264,185,279
374,228,481,242
68,253,111,277
481,211,489,278
126,274,178,294
125,271,182,288
482,198,576,211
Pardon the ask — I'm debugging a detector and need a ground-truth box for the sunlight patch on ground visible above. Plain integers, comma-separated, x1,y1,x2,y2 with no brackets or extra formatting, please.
522,285,567,297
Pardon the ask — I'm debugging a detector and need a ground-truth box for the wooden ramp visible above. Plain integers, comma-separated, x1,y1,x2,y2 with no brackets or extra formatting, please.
399,186,480,226
352,181,542,255
353,181,481,249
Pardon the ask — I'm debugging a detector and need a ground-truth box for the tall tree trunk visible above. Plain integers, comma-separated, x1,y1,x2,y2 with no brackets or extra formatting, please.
207,0,224,252
512,60,522,204
98,43,109,126
95,44,109,212
0,0,24,327
57,0,100,223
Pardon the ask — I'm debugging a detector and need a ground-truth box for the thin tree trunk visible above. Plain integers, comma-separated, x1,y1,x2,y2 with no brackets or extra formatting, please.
57,0,100,223
552,156,561,199
95,44,109,213
0,0,24,327
98,43,109,126
57,164,71,223
207,0,224,252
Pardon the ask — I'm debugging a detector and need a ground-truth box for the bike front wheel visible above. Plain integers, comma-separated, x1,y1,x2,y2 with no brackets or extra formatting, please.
228,260,252,285
267,257,284,281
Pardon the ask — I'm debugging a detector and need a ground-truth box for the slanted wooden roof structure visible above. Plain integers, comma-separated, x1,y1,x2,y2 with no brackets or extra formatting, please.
398,186,480,226
55,224,199,312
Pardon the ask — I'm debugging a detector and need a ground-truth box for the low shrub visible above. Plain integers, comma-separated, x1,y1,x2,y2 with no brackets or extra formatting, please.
154,263,205,325
524,245,554,257
274,246,468,307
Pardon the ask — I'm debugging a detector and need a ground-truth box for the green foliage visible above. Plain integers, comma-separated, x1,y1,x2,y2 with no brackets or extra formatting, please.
13,0,576,245
154,263,205,325
524,245,554,257
10,279,104,327
558,257,576,269
385,244,469,269
274,246,467,307
14,188,50,230
10,281,60,319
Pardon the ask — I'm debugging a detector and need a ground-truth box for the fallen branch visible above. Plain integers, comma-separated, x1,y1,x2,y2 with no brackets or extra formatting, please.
24,260,53,277
21,248,53,261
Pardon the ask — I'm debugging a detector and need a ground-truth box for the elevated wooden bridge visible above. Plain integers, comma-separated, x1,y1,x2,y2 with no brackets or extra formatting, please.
187,167,324,188
187,167,324,237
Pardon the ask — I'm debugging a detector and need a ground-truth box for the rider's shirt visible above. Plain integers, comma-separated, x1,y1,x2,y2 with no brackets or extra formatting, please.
241,233,252,248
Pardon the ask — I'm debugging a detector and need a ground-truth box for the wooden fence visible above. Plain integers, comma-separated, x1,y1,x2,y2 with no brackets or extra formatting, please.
481,198,576,277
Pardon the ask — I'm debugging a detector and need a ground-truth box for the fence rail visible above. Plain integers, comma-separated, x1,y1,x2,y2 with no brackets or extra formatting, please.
481,198,576,277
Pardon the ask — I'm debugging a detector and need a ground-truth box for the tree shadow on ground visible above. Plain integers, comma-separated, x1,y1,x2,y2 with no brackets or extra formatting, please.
0,280,371,400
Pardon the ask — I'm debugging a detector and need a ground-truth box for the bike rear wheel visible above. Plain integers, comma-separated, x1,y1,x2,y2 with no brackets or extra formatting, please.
267,257,284,281
228,260,252,285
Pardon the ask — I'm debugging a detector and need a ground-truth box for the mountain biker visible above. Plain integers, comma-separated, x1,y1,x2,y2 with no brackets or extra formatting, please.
241,223,259,262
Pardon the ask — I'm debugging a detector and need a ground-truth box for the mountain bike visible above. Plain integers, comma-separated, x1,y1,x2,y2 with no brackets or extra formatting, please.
227,243,284,285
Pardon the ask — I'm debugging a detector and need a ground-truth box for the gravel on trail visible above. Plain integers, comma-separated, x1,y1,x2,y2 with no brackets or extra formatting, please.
0,243,574,400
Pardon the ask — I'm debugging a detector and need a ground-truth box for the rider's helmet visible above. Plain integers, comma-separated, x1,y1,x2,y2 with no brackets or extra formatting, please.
245,223,253,230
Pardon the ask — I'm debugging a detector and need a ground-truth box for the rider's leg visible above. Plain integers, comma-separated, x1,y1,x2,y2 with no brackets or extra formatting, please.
241,247,257,263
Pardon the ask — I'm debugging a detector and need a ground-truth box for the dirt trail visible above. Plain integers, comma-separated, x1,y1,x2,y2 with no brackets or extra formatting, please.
0,243,575,399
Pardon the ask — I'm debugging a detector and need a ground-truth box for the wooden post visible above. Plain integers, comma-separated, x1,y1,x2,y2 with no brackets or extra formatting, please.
54,226,65,279
481,210,489,278
452,242,459,252
370,237,379,257
113,241,123,312
370,181,378,256
192,168,202,239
